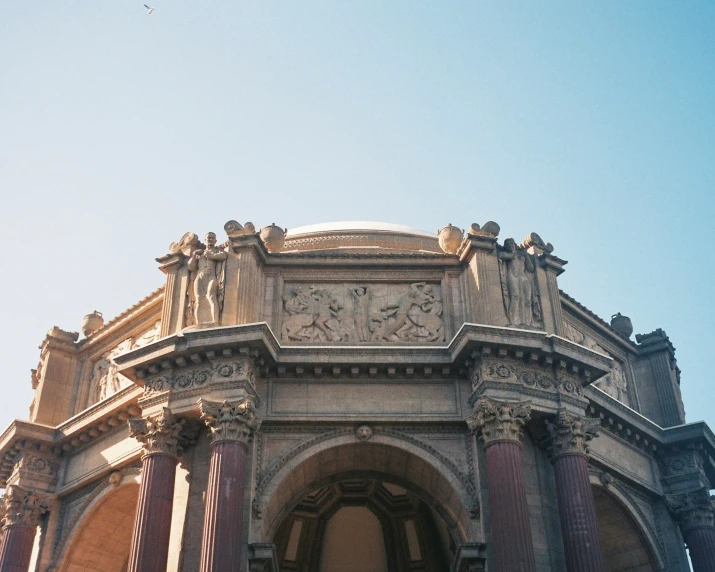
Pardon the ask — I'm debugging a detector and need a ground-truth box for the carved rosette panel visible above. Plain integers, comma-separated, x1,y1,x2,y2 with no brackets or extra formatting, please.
543,410,599,459
467,397,531,447
128,407,185,458
11,452,60,487
666,488,715,534
143,357,257,397
281,282,444,343
660,450,706,481
0,485,53,528
469,359,583,398
200,397,261,445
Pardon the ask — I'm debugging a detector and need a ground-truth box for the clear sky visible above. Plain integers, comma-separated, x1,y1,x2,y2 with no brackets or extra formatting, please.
1,2,713,437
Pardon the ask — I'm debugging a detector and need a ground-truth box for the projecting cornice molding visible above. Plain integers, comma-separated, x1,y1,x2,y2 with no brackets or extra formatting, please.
113,322,613,388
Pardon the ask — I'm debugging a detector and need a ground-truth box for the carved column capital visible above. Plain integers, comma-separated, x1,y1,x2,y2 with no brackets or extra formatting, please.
200,397,261,445
0,485,53,529
544,409,599,460
667,488,715,535
467,397,531,447
128,407,185,458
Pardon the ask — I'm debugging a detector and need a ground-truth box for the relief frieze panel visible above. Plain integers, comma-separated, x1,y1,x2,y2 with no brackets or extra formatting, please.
470,359,583,398
280,282,444,343
89,320,161,405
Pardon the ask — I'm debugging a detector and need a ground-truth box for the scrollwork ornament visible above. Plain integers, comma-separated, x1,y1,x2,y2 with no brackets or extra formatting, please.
467,397,531,448
200,397,261,445
0,485,53,528
666,488,715,534
128,407,185,458
544,410,599,460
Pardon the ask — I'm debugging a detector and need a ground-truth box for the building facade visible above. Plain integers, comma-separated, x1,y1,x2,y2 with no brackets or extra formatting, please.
0,220,713,572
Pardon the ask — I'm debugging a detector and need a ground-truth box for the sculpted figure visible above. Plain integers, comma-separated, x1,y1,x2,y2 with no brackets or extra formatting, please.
498,238,542,328
187,232,227,327
311,288,341,342
350,287,371,342
91,339,132,403
381,282,443,341
406,285,444,341
282,286,315,341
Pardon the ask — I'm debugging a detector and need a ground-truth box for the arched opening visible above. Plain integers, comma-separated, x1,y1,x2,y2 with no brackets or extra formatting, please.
58,484,139,572
273,478,453,572
261,440,470,571
593,486,658,572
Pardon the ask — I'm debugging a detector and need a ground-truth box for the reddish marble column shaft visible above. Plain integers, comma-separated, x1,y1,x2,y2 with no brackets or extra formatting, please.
127,453,177,572
485,442,537,572
0,526,35,572
686,527,715,572
552,454,606,572
199,441,248,572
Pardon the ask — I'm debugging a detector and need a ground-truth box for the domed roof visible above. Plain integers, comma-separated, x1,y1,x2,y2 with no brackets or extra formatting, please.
286,221,436,238
283,221,441,254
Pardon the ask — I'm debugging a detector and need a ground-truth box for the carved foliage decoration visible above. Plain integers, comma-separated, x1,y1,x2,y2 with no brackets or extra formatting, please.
544,410,599,459
281,282,444,343
470,360,583,398
128,407,185,457
0,485,53,528
200,397,261,445
666,488,715,534
467,397,531,447
143,357,257,396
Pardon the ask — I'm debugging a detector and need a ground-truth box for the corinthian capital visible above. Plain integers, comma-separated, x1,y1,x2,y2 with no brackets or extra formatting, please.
667,488,715,535
467,397,531,448
200,397,261,445
0,485,53,528
128,407,185,458
544,410,599,460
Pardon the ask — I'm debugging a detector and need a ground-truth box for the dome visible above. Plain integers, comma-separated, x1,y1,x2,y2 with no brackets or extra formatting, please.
283,221,440,253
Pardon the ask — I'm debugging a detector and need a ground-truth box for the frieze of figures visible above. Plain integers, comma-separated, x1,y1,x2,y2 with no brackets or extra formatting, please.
281,282,444,343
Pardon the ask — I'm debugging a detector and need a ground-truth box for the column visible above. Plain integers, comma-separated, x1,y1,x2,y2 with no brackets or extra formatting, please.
0,486,52,572
668,488,715,572
127,407,185,572
544,410,606,572
468,397,536,572
199,397,260,572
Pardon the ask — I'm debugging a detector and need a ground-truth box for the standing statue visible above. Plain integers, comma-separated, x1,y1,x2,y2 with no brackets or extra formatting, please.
187,232,228,327
498,238,542,328
350,287,371,342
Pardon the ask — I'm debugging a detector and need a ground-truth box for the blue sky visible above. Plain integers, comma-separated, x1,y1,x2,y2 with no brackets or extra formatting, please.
1,2,713,435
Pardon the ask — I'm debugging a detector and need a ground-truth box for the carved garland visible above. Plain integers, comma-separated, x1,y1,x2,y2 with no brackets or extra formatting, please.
470,361,584,397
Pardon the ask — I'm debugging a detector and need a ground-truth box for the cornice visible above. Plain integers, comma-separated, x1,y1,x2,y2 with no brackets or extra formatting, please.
77,287,164,350
114,322,612,388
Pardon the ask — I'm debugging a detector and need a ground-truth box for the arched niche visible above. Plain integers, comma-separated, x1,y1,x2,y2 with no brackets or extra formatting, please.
590,482,662,572
256,434,477,545
56,477,140,572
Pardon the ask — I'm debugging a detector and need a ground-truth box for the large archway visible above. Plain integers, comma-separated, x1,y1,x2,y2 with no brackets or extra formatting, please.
57,483,139,572
257,437,477,569
592,486,659,572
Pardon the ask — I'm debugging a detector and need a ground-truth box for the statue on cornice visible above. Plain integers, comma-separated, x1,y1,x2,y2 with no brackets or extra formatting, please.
187,232,228,328
498,238,543,328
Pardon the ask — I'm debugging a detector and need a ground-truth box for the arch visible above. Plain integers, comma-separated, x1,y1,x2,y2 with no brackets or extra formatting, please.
255,432,477,544
55,472,140,572
589,477,664,571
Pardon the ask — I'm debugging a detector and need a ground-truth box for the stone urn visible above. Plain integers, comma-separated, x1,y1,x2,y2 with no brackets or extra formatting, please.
610,313,633,338
260,224,286,253
81,311,104,337
437,224,463,254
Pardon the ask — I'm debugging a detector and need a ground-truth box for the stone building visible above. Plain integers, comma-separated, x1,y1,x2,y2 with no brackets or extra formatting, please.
0,220,713,572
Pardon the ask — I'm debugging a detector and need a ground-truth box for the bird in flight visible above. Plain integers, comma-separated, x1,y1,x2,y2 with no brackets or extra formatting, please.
144,4,155,14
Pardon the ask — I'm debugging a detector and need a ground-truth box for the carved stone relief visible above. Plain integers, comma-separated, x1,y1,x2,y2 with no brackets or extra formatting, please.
563,321,607,354
497,239,543,328
186,232,228,327
595,363,629,406
89,321,161,405
470,359,583,398
280,282,444,343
